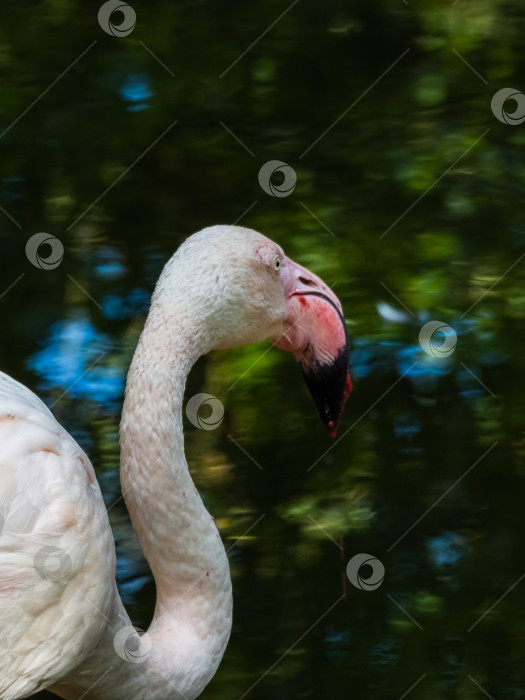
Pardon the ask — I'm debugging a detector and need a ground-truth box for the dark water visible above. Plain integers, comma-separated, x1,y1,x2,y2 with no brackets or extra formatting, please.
1,1,524,698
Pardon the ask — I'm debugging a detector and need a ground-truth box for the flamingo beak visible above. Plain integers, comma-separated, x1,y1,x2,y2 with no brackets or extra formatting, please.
271,257,352,437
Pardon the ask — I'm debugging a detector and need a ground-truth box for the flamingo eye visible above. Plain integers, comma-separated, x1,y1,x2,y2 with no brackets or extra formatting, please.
273,256,282,271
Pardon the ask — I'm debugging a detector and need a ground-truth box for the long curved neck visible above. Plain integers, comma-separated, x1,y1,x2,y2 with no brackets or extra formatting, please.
121,301,233,697
54,298,233,699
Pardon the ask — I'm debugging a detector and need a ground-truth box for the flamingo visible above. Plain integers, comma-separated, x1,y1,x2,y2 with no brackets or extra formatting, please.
0,225,351,699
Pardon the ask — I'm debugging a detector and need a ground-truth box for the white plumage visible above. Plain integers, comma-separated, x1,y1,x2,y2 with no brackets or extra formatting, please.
0,372,117,698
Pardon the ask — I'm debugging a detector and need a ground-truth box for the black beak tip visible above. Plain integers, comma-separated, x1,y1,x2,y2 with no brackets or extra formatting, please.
300,347,351,438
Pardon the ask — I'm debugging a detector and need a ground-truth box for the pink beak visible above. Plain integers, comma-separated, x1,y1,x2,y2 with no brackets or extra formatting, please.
271,256,352,437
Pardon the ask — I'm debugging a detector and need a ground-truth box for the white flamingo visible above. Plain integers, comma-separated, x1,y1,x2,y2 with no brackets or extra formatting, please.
0,226,351,699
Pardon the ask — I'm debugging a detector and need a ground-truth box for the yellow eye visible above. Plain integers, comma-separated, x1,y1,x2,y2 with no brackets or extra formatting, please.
273,256,282,271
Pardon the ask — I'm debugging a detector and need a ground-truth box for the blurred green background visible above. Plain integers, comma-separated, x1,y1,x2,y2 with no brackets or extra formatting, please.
1,1,524,698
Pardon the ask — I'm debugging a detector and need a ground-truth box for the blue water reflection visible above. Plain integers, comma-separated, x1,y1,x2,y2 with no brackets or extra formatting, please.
119,74,153,111
28,315,124,404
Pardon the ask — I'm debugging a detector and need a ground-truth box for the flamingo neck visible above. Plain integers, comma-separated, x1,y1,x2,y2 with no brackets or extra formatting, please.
55,299,233,699
122,301,233,697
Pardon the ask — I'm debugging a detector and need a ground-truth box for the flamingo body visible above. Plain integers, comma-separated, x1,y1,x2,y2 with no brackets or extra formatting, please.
0,372,117,698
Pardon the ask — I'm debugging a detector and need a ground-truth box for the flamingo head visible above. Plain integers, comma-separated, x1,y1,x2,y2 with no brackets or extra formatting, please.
170,226,352,436
270,254,351,437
